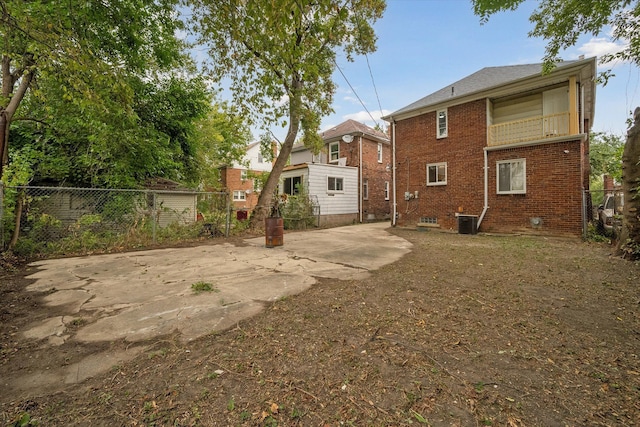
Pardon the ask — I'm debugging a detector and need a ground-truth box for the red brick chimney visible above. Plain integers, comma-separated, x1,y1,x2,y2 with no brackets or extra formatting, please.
603,174,614,191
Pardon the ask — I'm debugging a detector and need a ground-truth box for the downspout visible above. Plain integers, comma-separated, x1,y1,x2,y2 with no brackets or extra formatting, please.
391,120,397,226
359,135,363,223
478,146,489,228
478,100,491,228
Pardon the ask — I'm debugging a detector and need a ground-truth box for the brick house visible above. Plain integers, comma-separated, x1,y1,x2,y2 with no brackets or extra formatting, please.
219,141,275,214
286,119,391,225
383,57,596,236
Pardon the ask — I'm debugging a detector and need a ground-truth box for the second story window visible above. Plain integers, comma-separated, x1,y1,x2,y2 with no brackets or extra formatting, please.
329,142,339,162
437,109,448,138
377,143,383,163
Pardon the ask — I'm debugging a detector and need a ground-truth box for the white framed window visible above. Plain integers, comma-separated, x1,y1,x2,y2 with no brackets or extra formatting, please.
437,109,448,138
328,176,344,192
257,152,263,163
363,178,369,200
329,142,340,162
384,181,390,200
284,176,302,195
497,159,526,194
240,170,248,181
233,190,246,201
377,143,383,163
427,162,447,186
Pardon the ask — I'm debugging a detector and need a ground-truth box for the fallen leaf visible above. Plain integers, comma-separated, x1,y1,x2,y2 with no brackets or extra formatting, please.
270,402,279,414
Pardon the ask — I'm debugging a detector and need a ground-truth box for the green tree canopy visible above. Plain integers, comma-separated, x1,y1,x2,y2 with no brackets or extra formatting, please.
472,0,640,73
188,0,386,224
589,131,625,185
0,0,186,179
7,73,250,189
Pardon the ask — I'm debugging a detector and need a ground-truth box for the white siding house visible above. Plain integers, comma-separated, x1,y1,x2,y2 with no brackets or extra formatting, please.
280,163,358,226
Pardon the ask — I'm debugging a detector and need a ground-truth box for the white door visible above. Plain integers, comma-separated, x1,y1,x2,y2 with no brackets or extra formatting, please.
542,87,569,136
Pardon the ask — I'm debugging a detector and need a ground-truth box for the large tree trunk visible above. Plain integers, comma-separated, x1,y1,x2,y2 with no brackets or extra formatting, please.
0,112,9,175
250,79,302,229
616,107,640,259
0,54,35,179
7,190,24,250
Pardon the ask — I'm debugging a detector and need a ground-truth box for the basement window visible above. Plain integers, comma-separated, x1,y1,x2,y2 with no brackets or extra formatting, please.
420,217,437,224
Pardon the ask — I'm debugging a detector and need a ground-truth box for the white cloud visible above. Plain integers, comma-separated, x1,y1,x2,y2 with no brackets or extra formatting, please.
576,37,628,67
343,95,360,105
343,109,393,125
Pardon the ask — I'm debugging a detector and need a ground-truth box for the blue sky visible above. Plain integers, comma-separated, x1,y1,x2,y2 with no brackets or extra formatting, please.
312,0,638,140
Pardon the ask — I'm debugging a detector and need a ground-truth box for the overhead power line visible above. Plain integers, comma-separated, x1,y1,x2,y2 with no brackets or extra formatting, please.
333,58,380,127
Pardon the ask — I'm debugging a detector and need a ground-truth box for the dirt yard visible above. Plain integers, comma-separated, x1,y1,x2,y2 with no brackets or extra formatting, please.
1,228,639,426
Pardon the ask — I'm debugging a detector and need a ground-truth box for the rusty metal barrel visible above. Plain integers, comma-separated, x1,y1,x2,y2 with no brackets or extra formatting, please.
265,217,284,248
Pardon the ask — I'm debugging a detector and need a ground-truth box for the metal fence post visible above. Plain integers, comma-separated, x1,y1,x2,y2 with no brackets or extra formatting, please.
225,192,231,237
582,189,587,240
152,191,157,243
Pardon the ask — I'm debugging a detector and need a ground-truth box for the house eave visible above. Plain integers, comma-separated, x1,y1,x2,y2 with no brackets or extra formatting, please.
383,58,596,124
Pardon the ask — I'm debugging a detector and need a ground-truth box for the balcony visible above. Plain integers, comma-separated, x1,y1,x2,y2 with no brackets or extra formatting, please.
488,112,570,147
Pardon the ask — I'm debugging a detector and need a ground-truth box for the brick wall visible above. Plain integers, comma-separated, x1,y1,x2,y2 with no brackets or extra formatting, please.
220,167,263,211
394,100,487,230
362,137,392,219
393,99,587,236
482,140,584,235
333,136,392,220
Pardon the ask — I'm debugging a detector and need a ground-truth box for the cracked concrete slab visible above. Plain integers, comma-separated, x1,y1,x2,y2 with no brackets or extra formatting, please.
10,222,411,395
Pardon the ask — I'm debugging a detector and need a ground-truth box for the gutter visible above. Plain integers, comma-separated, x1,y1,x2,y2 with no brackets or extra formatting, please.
359,135,363,223
391,120,397,226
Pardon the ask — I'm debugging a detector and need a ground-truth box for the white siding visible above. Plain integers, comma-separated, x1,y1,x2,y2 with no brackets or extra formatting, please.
493,93,543,124
233,143,273,172
155,193,197,227
291,149,314,165
291,147,326,165
307,164,358,215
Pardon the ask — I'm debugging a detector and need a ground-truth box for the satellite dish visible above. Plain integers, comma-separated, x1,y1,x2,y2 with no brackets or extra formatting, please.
341,134,353,143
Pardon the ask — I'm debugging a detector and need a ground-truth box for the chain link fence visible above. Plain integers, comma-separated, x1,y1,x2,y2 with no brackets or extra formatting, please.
583,188,625,240
0,184,232,257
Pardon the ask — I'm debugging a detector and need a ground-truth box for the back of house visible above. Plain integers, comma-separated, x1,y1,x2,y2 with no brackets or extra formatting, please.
384,57,596,236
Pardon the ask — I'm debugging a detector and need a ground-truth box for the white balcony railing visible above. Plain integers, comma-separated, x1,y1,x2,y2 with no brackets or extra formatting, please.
488,112,570,147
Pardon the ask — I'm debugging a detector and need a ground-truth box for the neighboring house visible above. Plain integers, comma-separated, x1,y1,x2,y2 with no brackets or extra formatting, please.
285,119,391,226
384,57,596,236
219,141,275,213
